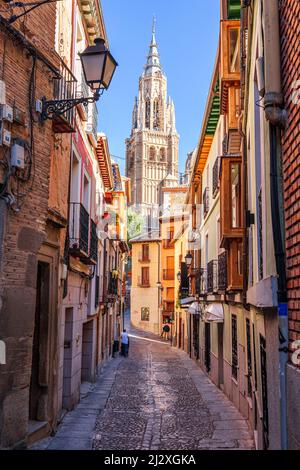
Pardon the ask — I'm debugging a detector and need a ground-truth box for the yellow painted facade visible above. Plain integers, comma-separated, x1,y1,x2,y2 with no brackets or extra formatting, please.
130,240,160,335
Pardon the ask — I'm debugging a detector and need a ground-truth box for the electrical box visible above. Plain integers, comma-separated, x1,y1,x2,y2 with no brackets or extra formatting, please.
13,107,26,126
11,143,25,169
0,104,13,123
0,123,11,147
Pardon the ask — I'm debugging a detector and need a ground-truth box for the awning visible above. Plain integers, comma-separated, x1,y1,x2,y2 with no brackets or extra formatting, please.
180,297,196,308
204,303,224,323
188,302,201,315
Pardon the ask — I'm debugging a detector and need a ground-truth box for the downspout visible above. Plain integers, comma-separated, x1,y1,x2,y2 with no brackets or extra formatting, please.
262,0,288,450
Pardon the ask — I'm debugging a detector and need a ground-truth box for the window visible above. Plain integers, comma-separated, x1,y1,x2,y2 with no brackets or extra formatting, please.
231,314,238,380
141,267,150,286
231,162,241,228
220,157,243,245
229,27,240,73
153,99,161,130
149,146,156,161
160,148,166,162
142,244,150,262
145,99,151,129
141,307,150,322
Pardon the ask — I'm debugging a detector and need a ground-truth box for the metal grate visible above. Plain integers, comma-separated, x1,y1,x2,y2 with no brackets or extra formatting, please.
53,59,77,132
218,252,228,291
95,275,100,309
231,314,238,380
207,260,218,293
213,158,220,197
205,323,211,373
260,334,269,449
90,220,98,264
69,203,89,256
246,319,253,397
203,187,210,217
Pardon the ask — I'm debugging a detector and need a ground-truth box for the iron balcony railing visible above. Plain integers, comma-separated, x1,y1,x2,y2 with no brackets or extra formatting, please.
69,203,89,257
90,220,98,264
108,273,119,296
218,251,228,291
195,268,207,296
207,260,218,294
53,59,77,132
203,187,209,217
212,158,220,198
163,269,175,281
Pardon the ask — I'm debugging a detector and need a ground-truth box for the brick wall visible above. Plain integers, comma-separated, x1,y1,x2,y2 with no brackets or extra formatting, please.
0,1,59,448
280,0,300,357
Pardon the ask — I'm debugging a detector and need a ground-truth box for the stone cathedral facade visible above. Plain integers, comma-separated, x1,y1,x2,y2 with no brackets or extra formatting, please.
126,22,179,220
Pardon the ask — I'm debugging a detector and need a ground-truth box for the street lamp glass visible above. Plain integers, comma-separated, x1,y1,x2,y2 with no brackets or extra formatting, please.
185,253,193,267
80,38,118,92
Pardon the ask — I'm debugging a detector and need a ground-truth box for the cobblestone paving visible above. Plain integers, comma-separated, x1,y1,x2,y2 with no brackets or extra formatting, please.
32,328,254,451
92,331,254,451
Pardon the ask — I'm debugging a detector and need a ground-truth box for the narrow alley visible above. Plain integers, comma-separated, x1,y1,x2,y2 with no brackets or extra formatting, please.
32,326,254,451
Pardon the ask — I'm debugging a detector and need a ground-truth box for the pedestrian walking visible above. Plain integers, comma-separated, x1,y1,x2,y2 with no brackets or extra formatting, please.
121,329,130,357
161,323,170,340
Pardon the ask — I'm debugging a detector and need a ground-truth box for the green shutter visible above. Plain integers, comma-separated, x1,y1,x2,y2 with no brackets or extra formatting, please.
228,0,241,20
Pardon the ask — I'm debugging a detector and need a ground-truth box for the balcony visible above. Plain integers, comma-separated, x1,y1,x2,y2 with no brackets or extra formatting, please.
163,301,174,314
108,273,119,296
138,277,150,288
207,260,218,294
90,220,98,264
163,269,175,281
195,269,207,296
69,203,89,258
218,252,228,292
52,60,77,133
203,187,210,217
222,129,242,156
162,239,173,249
213,158,220,198
69,203,98,265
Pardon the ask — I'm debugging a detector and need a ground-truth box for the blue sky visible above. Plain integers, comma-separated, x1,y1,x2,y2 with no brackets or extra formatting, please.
99,0,220,175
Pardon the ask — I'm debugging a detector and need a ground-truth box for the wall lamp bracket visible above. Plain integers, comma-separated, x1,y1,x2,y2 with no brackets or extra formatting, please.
40,90,102,122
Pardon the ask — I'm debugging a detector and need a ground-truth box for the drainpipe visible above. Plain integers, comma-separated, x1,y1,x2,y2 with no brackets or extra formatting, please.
263,0,288,450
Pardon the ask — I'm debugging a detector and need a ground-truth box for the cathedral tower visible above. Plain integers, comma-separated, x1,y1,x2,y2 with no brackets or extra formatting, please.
126,19,179,219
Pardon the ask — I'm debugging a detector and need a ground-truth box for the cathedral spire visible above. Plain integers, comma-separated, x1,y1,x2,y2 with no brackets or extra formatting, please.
145,17,161,76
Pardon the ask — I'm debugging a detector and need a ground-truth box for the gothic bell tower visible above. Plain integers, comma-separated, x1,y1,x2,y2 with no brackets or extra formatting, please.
126,19,179,220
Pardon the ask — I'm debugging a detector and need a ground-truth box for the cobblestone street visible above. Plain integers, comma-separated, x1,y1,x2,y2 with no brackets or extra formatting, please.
32,327,254,451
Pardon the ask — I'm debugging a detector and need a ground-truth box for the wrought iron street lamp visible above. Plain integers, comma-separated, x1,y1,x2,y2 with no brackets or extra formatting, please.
41,38,118,122
80,38,118,92
185,253,193,267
